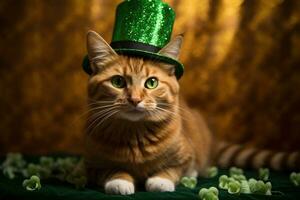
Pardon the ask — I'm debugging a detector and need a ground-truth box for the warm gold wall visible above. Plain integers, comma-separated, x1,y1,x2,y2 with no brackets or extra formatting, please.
0,0,299,154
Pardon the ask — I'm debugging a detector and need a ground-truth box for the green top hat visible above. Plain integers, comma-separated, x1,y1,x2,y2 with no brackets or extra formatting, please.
83,0,184,79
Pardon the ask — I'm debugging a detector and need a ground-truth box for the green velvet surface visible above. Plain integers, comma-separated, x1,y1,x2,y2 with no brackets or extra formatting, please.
0,156,299,200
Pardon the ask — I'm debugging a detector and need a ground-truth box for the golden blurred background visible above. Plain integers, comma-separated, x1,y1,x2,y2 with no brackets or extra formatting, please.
0,0,299,155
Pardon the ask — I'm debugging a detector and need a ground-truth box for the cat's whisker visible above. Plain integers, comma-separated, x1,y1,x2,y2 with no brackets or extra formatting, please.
143,103,156,107
87,98,115,102
149,109,167,122
86,106,121,133
87,106,120,125
86,101,121,107
69,103,121,128
88,99,115,102
87,98,112,102
74,103,123,124
155,106,192,122
157,102,192,115
87,105,120,122
143,102,181,113
89,110,120,137
157,102,186,110
155,106,180,117
156,107,190,123
145,107,174,122
86,111,114,133
88,103,124,112
86,99,117,105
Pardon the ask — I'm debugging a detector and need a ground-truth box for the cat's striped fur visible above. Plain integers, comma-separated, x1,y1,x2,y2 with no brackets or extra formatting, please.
215,142,300,171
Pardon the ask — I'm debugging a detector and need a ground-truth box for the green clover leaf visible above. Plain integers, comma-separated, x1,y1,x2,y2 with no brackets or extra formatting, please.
22,175,42,191
265,182,272,195
207,166,218,178
4,153,26,169
258,168,269,181
199,187,219,200
53,157,78,181
180,176,197,189
255,180,272,195
248,178,272,195
290,172,300,186
229,167,244,176
40,157,54,169
208,187,219,196
3,166,16,179
240,180,251,194
1,153,26,179
23,163,40,177
199,188,209,198
228,180,241,194
231,174,246,182
248,178,258,192
218,175,230,189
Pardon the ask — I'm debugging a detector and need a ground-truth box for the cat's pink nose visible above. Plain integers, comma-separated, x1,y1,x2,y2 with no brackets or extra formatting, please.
128,97,141,106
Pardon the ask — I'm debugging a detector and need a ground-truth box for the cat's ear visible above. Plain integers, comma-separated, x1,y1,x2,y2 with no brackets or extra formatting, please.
86,30,117,73
158,34,183,76
159,34,183,60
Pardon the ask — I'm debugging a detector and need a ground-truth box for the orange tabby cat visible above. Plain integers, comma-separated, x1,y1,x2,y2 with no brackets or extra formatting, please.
83,31,300,195
84,31,212,195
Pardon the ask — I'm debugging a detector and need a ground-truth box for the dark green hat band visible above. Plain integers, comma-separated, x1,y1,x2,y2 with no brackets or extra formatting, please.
82,48,184,79
110,41,162,54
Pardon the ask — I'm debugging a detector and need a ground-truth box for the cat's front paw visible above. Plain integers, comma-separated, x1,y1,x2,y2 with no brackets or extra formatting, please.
105,179,135,195
145,177,175,192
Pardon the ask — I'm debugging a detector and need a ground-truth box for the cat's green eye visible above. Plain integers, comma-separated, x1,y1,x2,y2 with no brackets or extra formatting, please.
145,77,158,89
111,75,126,88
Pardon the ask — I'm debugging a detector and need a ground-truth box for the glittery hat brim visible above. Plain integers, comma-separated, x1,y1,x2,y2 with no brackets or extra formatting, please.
82,50,184,79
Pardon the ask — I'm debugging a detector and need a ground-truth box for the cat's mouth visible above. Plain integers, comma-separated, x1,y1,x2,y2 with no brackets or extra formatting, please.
127,108,144,113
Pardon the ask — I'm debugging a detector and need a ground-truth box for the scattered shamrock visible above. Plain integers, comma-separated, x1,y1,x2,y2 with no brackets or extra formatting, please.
52,157,78,181
207,166,218,178
39,157,54,169
199,187,219,200
231,174,246,182
290,172,300,186
218,175,239,190
229,167,244,176
3,167,15,179
248,178,258,192
22,175,42,191
1,153,26,179
218,175,231,189
22,163,52,179
218,169,272,195
240,180,251,194
66,159,87,189
258,168,269,181
0,153,281,196
22,163,41,177
1,153,87,190
248,178,272,195
3,153,26,169
180,176,197,189
228,180,241,194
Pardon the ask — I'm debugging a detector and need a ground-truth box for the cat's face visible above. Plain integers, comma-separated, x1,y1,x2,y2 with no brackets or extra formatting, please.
86,31,182,122
88,56,179,122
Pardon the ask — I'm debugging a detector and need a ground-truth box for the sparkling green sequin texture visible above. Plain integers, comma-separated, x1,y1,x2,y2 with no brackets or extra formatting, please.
112,0,175,48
